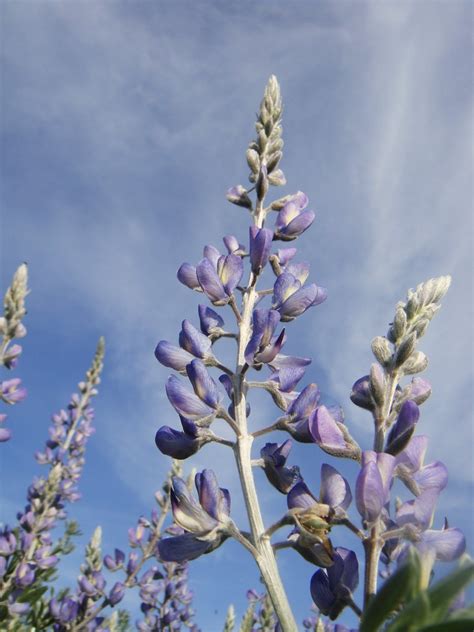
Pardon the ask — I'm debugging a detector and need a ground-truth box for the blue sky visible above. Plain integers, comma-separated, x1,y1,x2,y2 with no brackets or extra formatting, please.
1,1,472,628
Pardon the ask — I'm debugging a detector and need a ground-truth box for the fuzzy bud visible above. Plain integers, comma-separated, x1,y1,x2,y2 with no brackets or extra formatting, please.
371,336,392,366
400,351,428,375
395,333,417,368
369,363,386,407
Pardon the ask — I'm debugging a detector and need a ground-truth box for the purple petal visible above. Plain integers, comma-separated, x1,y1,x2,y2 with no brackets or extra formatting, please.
328,547,359,593
219,254,243,295
276,247,297,266
276,201,300,230
0,428,11,442
310,570,335,615
195,469,222,520
157,534,212,562
186,360,220,409
270,354,312,369
281,210,315,238
355,462,384,523
320,464,352,511
249,226,273,274
350,375,374,411
278,284,323,321
177,263,200,290
255,330,286,364
287,481,317,510
171,477,217,533
270,366,306,392
288,384,320,421
309,406,346,450
396,435,429,473
223,234,241,254
155,341,195,371
273,273,301,308
285,262,310,284
166,375,214,419
155,426,203,460
203,245,221,267
413,461,448,493
196,258,226,303
198,304,224,335
396,489,439,529
419,528,466,562
179,320,212,358
408,377,432,405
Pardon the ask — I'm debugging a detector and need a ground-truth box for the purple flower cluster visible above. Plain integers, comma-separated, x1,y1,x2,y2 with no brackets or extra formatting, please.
151,76,468,631
0,263,29,442
48,463,200,631
0,339,104,619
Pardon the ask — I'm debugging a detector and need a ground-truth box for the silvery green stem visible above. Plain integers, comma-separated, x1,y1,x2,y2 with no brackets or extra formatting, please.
232,262,297,631
364,369,399,606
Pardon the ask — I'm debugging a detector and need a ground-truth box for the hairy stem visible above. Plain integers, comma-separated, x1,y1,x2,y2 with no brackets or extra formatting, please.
232,273,297,631
364,369,400,606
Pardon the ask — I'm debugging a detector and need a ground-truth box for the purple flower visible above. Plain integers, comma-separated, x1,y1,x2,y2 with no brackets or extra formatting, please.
1,378,27,404
249,226,273,274
275,247,297,266
196,253,243,305
395,435,448,495
198,304,224,336
177,263,200,290
385,400,420,455
179,320,213,358
269,365,306,394
109,581,125,605
226,185,252,209
281,384,320,442
274,192,315,241
33,545,58,569
350,375,374,411
158,470,231,563
186,359,221,409
165,374,216,421
3,344,22,369
405,377,432,405
154,341,196,372
15,562,35,588
155,421,211,460
245,309,285,366
310,547,359,619
309,406,359,459
260,440,301,493
223,234,246,255
49,597,79,623
103,548,125,571
319,464,352,513
0,425,11,442
355,451,395,523
273,272,327,322
285,261,310,285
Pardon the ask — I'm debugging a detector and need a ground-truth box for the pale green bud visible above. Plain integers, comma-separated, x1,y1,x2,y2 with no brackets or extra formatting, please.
371,336,393,366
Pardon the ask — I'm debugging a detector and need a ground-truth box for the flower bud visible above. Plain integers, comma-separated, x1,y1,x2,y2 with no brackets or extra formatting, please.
400,351,428,375
371,336,392,366
246,148,260,174
369,363,385,407
395,333,417,368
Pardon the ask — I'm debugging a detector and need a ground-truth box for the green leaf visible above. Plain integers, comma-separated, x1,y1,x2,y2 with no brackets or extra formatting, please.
415,621,474,632
428,562,474,621
17,585,48,603
360,550,421,632
385,590,431,632
386,561,474,632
